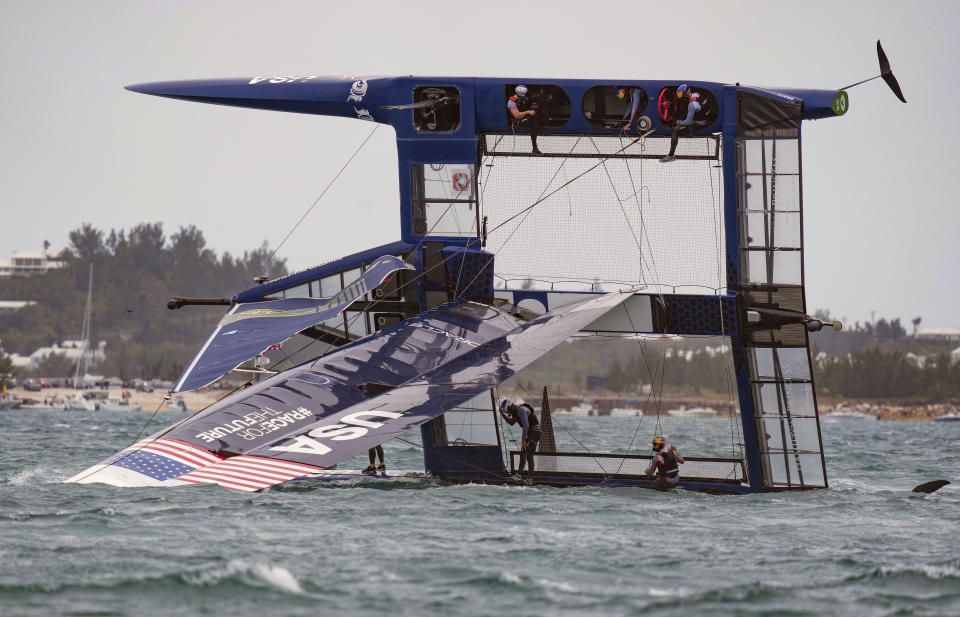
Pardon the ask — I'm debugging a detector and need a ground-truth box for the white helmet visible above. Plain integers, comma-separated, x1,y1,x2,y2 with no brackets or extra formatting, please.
515,84,528,96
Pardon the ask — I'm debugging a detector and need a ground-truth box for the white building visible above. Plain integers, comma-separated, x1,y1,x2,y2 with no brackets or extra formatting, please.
916,328,960,343
0,300,36,312
0,251,64,277
22,339,106,371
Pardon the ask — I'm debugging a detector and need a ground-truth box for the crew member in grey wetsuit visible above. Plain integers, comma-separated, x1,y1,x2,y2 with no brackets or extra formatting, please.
507,85,542,155
661,84,706,162
617,87,643,131
645,436,685,490
499,398,541,484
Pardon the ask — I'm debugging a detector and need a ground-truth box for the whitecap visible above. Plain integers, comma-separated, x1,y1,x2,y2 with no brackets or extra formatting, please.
498,571,523,585
183,559,304,594
879,563,960,580
248,562,304,594
534,577,577,592
7,466,51,486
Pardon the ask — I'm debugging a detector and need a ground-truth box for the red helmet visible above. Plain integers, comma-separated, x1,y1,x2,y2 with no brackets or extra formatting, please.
652,436,666,451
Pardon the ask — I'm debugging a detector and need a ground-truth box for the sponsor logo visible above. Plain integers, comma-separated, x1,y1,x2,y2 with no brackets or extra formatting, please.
354,107,374,122
408,321,480,347
248,76,319,85
347,79,368,103
195,406,315,443
452,171,470,192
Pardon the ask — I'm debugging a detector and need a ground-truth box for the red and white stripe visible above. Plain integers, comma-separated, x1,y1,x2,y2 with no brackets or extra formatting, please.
126,438,223,469
176,455,322,492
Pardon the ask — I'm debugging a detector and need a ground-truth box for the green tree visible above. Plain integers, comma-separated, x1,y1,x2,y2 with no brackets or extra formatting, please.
0,351,16,388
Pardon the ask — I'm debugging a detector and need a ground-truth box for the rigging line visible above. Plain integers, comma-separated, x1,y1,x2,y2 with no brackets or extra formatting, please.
609,303,660,477
392,436,514,484
589,136,671,432
452,137,585,302
484,136,642,238
266,124,381,267
259,186,479,371
67,390,180,485
512,381,615,479
725,366,741,460
123,302,168,314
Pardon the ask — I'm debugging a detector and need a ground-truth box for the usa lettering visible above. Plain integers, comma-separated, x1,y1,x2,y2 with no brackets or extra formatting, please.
269,410,403,456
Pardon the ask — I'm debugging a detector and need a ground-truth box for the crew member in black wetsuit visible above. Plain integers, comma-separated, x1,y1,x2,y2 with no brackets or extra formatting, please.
499,398,541,485
645,436,684,491
507,85,543,155
363,445,385,474
661,84,706,162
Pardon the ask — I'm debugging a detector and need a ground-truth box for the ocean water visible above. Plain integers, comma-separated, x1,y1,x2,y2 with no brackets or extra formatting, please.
1,410,958,617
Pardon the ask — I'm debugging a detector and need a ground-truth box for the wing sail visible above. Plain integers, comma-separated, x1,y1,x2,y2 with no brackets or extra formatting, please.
67,289,635,491
173,255,414,393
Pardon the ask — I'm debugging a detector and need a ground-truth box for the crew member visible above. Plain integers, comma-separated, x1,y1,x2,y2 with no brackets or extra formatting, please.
499,398,542,484
363,445,385,474
661,84,705,162
645,436,685,490
616,87,643,131
507,85,542,155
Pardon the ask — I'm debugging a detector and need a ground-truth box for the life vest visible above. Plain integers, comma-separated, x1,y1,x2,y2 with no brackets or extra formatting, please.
656,449,680,478
518,403,540,432
510,95,532,113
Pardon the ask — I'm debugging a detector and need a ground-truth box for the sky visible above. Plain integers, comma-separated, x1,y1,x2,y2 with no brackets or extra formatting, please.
1,1,958,329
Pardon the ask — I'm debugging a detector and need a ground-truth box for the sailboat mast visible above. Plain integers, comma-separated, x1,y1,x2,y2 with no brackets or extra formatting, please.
73,263,93,388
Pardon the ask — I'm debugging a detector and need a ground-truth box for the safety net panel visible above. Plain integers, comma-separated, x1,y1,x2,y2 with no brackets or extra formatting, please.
509,452,745,484
479,133,725,295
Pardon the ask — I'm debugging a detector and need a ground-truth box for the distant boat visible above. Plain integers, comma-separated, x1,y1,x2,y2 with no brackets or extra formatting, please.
566,403,595,416
822,410,876,420
63,393,96,412
17,400,66,411
668,406,718,418
0,393,21,410
96,397,142,412
933,411,960,422
167,397,191,412
609,407,643,417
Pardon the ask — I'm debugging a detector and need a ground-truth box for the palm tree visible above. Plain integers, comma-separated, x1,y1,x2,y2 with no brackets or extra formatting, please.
912,316,922,337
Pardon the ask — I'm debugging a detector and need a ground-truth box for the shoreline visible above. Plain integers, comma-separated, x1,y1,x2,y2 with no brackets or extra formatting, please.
4,386,224,412
3,387,957,421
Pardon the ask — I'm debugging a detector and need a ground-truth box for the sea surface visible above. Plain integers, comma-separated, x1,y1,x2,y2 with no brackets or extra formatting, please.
0,409,958,617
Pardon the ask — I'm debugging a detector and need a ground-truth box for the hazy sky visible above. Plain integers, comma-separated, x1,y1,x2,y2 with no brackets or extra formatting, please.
1,1,957,328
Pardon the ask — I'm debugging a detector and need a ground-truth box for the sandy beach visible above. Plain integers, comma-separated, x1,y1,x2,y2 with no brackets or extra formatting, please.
6,386,225,413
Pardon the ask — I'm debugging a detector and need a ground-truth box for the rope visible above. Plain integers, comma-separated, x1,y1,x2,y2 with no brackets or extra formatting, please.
266,124,381,267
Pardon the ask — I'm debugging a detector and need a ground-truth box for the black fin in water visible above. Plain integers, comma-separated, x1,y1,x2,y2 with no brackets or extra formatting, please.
877,40,907,103
912,479,949,494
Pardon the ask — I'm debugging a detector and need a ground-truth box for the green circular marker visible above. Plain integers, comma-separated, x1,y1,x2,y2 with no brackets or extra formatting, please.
831,90,849,115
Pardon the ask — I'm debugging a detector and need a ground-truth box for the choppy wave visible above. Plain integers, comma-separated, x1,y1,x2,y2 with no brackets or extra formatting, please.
0,411,957,617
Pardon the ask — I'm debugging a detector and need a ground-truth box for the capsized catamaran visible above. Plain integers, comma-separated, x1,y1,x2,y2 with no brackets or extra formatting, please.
69,42,906,494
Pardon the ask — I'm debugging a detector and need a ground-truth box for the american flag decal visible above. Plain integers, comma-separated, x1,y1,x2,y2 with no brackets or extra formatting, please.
177,455,322,492
131,438,224,467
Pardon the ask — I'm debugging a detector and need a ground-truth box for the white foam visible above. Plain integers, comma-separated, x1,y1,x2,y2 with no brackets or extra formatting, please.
498,571,523,585
184,559,303,594
248,562,303,594
7,466,49,486
880,563,960,580
534,577,577,592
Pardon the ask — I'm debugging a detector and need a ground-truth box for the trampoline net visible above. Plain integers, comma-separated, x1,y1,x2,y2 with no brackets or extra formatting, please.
480,133,726,295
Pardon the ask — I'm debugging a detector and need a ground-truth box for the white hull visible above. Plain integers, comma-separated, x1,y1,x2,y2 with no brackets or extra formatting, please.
667,407,717,418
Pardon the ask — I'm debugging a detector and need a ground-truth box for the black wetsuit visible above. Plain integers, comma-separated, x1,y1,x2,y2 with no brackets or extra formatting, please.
650,449,681,491
515,404,541,477
508,95,542,153
368,445,384,466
